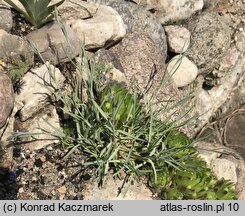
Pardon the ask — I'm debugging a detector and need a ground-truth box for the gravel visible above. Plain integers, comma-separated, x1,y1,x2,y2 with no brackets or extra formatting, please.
0,145,90,200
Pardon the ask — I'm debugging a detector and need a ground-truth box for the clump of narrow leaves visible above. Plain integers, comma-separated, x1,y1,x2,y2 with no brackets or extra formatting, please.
51,50,237,199
4,0,64,28
56,52,196,187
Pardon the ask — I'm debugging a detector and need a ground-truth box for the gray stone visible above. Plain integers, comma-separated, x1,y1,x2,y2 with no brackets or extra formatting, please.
15,63,65,121
166,55,198,87
58,0,126,49
0,1,13,32
187,12,231,75
14,105,61,150
110,32,169,93
0,72,14,129
87,0,167,58
210,158,237,184
132,0,204,25
27,21,81,65
196,141,223,166
164,25,191,53
194,55,245,134
109,33,194,136
0,29,34,66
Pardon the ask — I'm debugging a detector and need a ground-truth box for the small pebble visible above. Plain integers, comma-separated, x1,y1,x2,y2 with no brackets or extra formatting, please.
18,187,24,193
47,146,53,150
58,186,67,194
40,155,46,162
20,152,25,159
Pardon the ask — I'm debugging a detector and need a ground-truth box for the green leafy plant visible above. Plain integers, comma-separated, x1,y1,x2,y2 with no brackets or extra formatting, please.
100,83,141,128
149,134,237,200
150,158,237,200
49,48,198,189
4,0,64,28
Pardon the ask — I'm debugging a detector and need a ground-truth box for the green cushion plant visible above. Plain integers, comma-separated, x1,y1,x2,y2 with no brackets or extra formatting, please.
150,158,237,200
149,132,237,200
100,83,141,129
4,0,65,28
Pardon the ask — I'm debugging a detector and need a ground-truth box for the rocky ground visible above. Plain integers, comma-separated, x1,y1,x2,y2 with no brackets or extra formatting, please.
0,0,245,200
1,145,86,199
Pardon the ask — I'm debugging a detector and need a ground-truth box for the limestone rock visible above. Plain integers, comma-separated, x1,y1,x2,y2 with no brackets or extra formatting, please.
132,0,204,24
167,55,198,87
187,12,231,75
210,158,237,184
164,25,191,53
0,72,14,129
15,105,61,150
0,1,12,32
194,55,245,133
58,0,126,49
87,0,167,58
83,174,152,200
16,63,65,121
0,29,34,66
195,141,222,166
27,21,81,65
